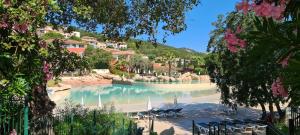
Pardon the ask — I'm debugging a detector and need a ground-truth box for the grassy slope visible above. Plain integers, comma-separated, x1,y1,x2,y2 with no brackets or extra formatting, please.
126,39,205,59
74,28,206,59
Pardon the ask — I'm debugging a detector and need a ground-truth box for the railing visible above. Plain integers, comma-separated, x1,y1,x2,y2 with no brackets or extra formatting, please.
0,96,28,135
289,107,300,135
192,120,285,135
266,124,286,135
1,96,140,135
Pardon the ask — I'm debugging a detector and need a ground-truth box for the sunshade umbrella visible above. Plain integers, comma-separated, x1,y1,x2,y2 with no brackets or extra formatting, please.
147,97,152,111
174,95,178,108
98,93,102,109
81,96,84,106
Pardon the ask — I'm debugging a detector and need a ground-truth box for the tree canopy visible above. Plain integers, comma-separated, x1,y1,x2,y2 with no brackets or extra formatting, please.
47,0,200,42
0,0,200,116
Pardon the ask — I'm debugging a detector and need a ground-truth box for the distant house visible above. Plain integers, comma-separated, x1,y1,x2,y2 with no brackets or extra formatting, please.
82,36,98,48
104,48,134,61
97,42,107,49
82,36,107,49
106,41,127,49
37,26,54,36
62,40,86,57
37,26,80,39
117,42,127,49
63,31,80,38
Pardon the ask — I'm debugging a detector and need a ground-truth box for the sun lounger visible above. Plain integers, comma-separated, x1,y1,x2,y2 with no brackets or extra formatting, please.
209,122,220,134
254,125,267,135
197,123,210,134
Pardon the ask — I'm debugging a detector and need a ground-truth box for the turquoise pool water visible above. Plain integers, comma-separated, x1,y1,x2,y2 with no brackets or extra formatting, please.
65,82,217,109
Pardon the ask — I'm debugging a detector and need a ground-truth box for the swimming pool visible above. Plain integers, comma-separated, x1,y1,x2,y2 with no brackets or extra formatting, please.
53,82,218,112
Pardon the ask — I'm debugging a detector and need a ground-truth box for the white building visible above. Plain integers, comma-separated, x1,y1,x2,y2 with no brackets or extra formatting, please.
82,36,97,47
106,41,127,49
37,26,81,39
64,31,81,39
97,42,107,49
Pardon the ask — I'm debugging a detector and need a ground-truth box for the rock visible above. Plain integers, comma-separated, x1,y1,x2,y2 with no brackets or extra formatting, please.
48,83,72,92
191,73,200,80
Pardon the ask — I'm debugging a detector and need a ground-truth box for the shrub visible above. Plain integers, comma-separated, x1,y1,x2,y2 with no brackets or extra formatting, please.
42,32,64,40
53,100,135,135
69,36,82,41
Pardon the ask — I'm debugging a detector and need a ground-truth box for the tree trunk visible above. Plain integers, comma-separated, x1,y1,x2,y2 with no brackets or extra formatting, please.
275,101,285,120
269,102,275,123
30,84,56,117
259,102,267,120
168,61,171,77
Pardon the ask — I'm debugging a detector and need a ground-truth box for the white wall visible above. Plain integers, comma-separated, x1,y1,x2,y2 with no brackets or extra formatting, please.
92,69,110,74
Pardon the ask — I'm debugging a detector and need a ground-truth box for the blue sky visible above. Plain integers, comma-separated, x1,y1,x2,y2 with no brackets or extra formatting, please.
92,0,239,52
152,0,239,52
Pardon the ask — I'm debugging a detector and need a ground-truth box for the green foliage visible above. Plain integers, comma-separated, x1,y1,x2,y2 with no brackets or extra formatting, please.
53,100,135,135
205,12,286,119
194,68,207,75
127,39,205,60
41,32,64,40
128,54,152,71
275,122,289,134
84,45,113,69
69,36,82,41
48,0,200,41
0,1,88,116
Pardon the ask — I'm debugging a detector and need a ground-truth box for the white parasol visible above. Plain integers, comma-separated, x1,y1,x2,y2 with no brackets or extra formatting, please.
98,93,102,109
147,97,152,111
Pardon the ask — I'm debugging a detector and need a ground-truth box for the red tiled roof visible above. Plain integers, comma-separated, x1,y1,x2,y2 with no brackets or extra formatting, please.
104,48,134,55
63,39,84,45
67,48,85,54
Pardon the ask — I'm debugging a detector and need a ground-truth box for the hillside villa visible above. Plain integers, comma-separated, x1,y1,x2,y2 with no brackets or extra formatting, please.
106,41,128,49
104,48,135,61
62,39,86,57
37,26,81,38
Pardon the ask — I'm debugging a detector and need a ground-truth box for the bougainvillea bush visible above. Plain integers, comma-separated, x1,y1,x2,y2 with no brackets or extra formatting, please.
206,0,300,120
0,0,87,117
230,0,300,105
0,0,200,118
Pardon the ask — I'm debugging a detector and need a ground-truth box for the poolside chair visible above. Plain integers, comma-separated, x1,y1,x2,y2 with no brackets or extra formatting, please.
168,108,183,117
137,112,149,119
129,112,140,120
243,119,256,124
219,120,235,134
254,124,267,135
152,109,166,118
209,122,220,134
197,123,210,135
136,127,144,135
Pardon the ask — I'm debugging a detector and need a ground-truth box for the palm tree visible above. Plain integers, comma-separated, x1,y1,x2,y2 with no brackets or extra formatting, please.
163,52,176,77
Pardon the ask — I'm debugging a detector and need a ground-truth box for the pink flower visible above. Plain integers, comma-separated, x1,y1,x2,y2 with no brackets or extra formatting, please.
271,77,288,97
252,2,273,17
238,39,246,48
45,72,53,81
13,23,28,34
43,61,50,73
249,1,286,20
224,28,247,53
39,41,47,48
236,0,250,15
43,61,53,81
9,129,17,135
0,21,8,29
4,0,11,6
271,5,285,20
227,44,238,53
280,0,286,5
236,25,242,34
279,54,292,68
